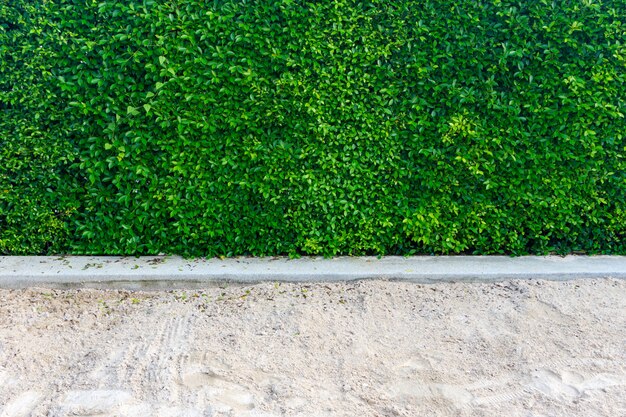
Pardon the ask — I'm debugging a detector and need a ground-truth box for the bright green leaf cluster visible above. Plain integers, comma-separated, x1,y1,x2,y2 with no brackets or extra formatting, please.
2,0,625,256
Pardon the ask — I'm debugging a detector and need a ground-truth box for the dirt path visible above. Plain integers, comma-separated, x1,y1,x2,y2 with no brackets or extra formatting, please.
0,279,625,416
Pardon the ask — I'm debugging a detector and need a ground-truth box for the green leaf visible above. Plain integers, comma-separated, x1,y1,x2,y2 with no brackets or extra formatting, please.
3,0,625,258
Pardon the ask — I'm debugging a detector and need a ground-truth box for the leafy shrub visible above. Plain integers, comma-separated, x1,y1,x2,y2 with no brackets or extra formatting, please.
0,1,74,254
1,0,625,256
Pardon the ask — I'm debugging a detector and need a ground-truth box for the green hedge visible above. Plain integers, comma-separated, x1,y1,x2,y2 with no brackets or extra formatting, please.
1,0,625,256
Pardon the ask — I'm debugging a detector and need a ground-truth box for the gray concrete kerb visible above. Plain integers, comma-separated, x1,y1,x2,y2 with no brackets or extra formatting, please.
1,255,626,290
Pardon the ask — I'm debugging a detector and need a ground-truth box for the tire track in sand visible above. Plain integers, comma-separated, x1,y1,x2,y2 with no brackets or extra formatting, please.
127,312,196,404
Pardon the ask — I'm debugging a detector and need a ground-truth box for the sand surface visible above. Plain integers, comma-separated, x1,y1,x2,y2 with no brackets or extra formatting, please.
0,279,625,417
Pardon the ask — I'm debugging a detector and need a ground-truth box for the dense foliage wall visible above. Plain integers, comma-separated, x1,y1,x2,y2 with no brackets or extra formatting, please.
1,0,625,256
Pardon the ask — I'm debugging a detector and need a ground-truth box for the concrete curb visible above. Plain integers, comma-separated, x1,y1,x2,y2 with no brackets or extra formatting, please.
1,255,626,289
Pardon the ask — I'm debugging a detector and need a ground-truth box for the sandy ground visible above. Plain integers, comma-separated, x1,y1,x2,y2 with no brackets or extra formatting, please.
0,279,625,417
